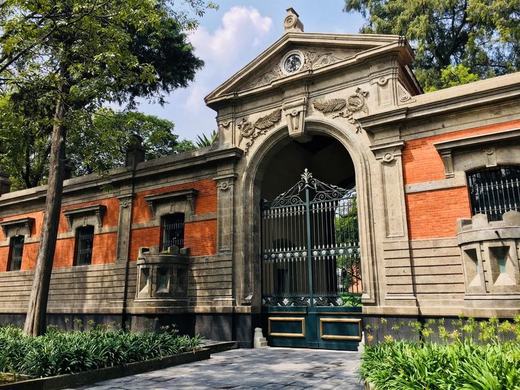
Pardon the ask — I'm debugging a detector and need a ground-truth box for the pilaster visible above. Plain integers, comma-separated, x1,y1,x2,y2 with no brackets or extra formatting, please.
213,173,237,253
116,194,134,263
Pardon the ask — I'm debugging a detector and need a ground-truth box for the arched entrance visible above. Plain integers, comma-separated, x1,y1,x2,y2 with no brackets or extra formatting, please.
255,134,363,350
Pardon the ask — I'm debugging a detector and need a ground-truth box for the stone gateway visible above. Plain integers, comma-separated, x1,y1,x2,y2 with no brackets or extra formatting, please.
1,9,520,349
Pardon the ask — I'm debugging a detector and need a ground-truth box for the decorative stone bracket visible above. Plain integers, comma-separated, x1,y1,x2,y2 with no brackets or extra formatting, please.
283,98,308,140
145,189,198,218
434,128,520,178
457,211,520,299
370,140,404,165
0,217,34,238
64,205,106,230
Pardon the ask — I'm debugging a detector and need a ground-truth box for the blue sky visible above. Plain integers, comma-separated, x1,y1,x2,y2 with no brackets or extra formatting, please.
139,1,365,140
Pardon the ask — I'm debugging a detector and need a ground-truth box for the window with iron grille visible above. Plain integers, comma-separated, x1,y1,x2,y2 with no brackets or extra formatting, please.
161,213,185,251
467,166,520,221
74,225,94,265
8,235,24,271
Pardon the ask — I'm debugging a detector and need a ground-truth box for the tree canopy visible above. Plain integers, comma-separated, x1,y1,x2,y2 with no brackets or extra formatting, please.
0,103,197,190
0,0,209,190
344,0,520,91
0,0,213,336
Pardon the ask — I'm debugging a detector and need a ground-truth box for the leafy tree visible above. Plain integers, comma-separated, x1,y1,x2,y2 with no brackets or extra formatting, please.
0,100,197,190
0,93,54,190
195,129,218,148
69,109,196,176
344,0,519,91
0,0,211,336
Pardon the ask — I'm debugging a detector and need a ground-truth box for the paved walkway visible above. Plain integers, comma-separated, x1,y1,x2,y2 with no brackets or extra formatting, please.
79,348,363,389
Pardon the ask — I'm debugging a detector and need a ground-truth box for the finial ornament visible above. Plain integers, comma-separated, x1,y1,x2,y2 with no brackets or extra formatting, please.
301,168,312,184
284,8,304,32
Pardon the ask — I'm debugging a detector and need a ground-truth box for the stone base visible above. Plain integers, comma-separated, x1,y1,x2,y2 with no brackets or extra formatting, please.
0,312,258,348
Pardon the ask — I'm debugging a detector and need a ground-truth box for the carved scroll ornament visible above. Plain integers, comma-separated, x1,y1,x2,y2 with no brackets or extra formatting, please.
245,50,347,90
238,109,282,154
312,88,369,133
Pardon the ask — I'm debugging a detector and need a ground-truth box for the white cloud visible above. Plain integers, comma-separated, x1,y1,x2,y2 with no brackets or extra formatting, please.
146,6,274,137
190,6,272,67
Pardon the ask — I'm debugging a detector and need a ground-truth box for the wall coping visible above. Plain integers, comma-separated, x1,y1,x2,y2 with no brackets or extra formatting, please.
0,147,243,211
359,72,520,131
434,127,520,153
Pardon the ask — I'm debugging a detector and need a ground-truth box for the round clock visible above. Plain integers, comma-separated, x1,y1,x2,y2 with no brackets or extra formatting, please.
282,52,303,74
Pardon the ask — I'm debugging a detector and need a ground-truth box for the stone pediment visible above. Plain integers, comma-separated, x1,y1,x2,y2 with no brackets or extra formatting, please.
205,32,415,107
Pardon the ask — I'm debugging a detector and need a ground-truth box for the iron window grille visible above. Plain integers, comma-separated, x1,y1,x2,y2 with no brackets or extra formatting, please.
8,235,24,271
74,225,94,265
161,213,185,251
467,166,520,221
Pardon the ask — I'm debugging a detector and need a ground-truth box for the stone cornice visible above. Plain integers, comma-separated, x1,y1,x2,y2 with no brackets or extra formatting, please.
433,127,520,178
0,147,243,211
434,127,520,153
359,73,520,132
0,217,34,238
64,205,106,229
205,33,415,108
145,189,198,217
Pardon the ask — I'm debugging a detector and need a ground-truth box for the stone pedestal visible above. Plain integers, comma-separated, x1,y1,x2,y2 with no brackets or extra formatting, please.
135,248,190,306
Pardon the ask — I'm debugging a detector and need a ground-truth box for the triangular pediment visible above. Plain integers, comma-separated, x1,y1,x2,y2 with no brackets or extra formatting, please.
205,32,414,107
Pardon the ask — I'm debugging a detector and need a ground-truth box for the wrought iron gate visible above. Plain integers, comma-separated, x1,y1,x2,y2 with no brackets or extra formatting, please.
261,169,362,350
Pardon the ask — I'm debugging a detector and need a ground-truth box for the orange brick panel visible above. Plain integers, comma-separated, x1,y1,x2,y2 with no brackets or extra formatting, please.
185,220,217,256
53,238,75,268
403,120,520,185
91,232,117,265
21,243,39,271
0,247,9,271
406,187,472,239
129,226,161,261
132,179,217,224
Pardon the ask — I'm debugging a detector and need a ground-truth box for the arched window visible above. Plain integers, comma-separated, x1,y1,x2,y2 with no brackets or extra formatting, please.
161,213,185,251
74,225,94,265
467,166,520,221
8,235,24,271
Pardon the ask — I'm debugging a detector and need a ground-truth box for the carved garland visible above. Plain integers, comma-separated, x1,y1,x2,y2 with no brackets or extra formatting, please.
312,87,369,133
238,109,282,154
245,50,347,90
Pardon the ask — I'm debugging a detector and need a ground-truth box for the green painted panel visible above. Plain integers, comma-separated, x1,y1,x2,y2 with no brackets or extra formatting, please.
320,318,361,340
269,317,305,337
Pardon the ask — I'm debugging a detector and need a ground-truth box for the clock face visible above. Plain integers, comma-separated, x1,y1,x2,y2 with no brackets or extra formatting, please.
283,53,302,73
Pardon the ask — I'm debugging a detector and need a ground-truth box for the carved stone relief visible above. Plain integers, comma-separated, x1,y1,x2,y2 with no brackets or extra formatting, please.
238,109,282,154
243,49,349,90
397,82,416,104
312,87,369,133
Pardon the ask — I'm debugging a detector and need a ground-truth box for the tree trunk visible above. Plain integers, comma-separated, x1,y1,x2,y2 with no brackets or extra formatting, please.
23,92,67,336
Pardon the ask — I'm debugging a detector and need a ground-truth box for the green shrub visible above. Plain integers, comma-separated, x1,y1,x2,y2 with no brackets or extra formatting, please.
361,317,520,389
0,325,201,378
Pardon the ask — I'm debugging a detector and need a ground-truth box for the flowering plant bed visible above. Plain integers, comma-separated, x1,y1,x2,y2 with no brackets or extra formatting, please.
361,317,520,389
0,325,203,387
